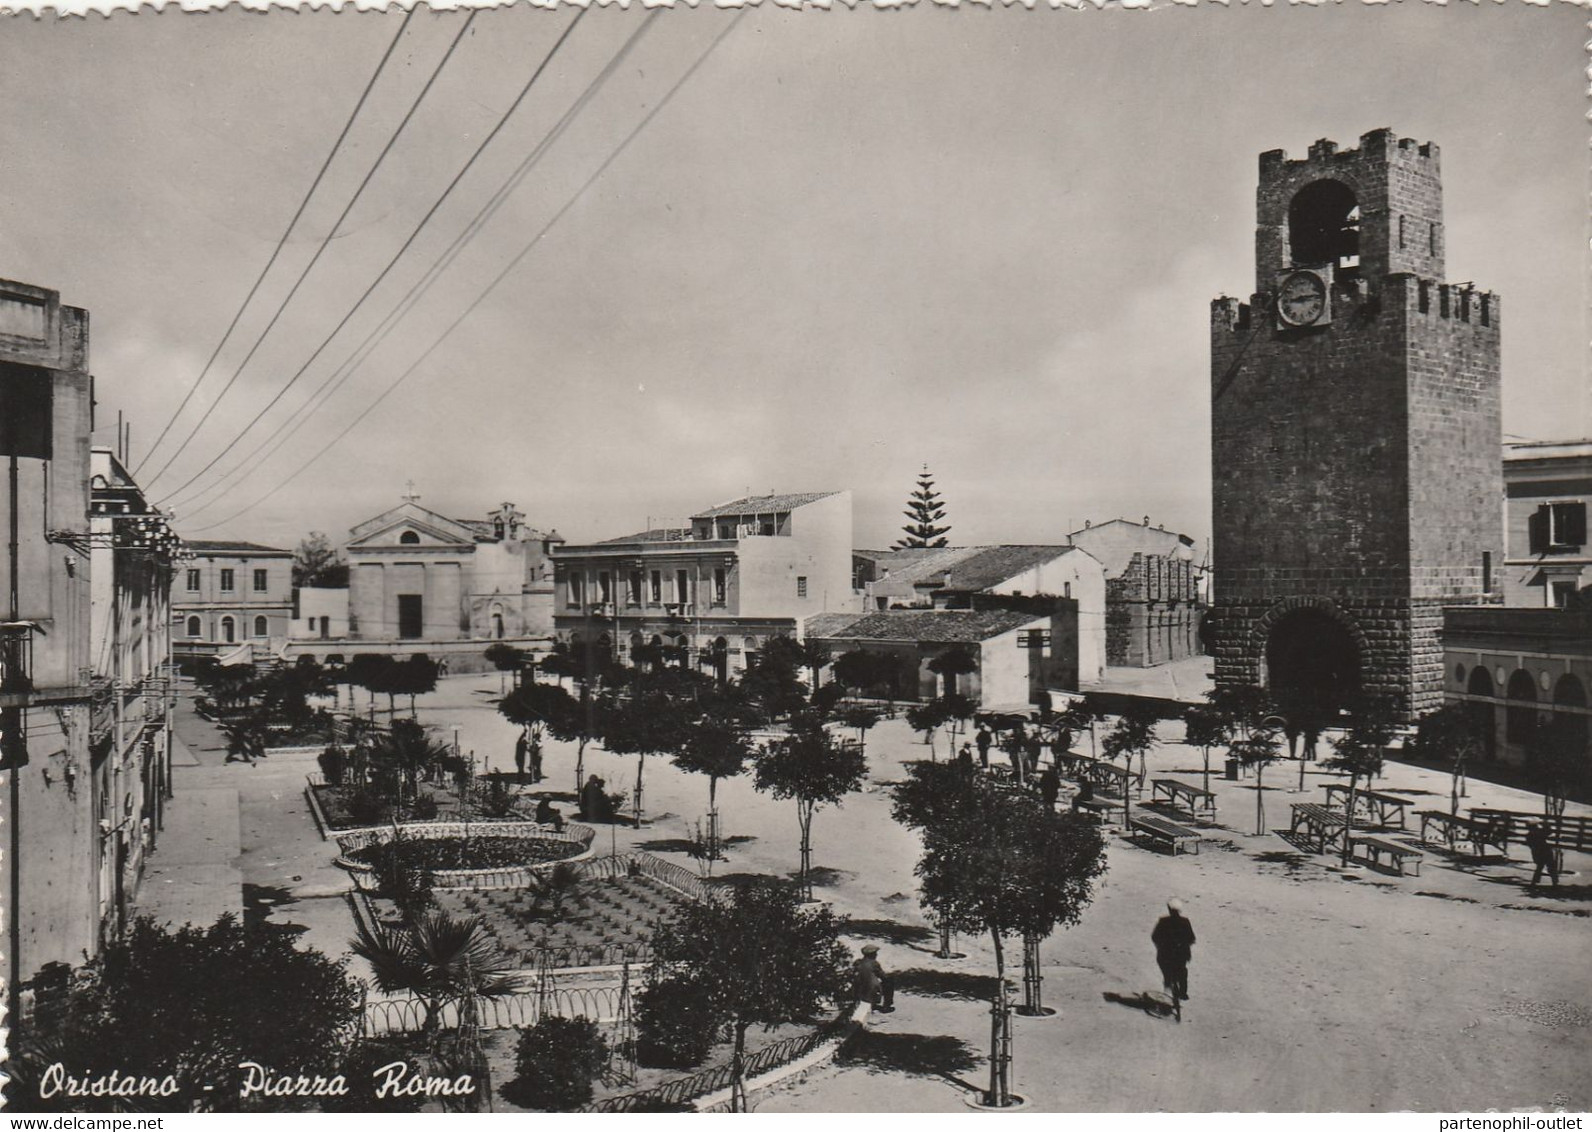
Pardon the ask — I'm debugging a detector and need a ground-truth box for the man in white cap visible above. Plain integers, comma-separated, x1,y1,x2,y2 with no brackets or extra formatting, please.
853,944,895,1013
1151,899,1196,1015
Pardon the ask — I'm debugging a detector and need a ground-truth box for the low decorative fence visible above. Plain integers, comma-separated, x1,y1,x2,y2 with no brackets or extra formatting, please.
584,1014,857,1113
334,821,598,890
361,984,626,1038
574,851,721,905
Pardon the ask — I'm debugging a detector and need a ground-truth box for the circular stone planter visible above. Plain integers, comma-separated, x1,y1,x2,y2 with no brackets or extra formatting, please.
963,1093,1029,1112
334,821,596,887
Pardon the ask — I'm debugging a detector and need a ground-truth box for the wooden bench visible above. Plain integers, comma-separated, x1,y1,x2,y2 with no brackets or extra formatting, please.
1129,813,1202,855
1151,778,1218,820
1289,803,1349,854
1469,809,1592,853
1417,810,1510,857
1072,794,1121,821
1350,835,1424,876
1323,785,1414,830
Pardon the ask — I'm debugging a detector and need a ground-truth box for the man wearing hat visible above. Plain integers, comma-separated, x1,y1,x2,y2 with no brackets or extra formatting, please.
1151,899,1196,1012
853,945,895,1013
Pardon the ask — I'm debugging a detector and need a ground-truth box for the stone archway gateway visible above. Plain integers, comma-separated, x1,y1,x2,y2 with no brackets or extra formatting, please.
1255,598,1366,715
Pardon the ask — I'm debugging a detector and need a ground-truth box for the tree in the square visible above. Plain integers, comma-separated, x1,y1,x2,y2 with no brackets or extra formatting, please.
737,636,809,724
894,465,952,549
1525,713,1590,822
1101,705,1158,824
1324,697,1398,864
752,713,868,900
1230,725,1282,836
293,530,349,588
913,777,1107,1107
837,703,883,754
905,697,951,759
890,760,976,959
672,715,754,867
484,642,527,692
498,679,580,781
648,881,852,1112
1062,696,1104,759
1412,701,1487,816
1182,702,1232,796
927,644,978,699
4,915,361,1112
351,910,520,1049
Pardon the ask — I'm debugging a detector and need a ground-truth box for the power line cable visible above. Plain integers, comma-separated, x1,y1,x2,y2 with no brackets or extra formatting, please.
157,5,588,510
134,9,416,477
187,11,745,535
173,13,659,521
143,10,478,493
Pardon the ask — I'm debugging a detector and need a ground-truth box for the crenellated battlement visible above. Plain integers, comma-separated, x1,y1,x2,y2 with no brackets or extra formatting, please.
1259,128,1440,177
1210,274,1499,338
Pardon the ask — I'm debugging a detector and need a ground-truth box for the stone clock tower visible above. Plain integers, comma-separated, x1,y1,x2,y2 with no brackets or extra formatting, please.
1209,129,1502,721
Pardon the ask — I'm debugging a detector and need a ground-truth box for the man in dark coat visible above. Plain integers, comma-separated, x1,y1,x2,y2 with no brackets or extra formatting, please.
514,732,529,779
1039,766,1061,812
975,727,993,770
1151,899,1196,1008
1525,823,1560,888
853,944,894,1013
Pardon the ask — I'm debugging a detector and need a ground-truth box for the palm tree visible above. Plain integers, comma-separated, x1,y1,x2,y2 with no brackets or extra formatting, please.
351,911,521,1047
368,719,452,814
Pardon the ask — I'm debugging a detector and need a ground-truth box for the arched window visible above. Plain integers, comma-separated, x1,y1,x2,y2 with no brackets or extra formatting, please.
186,616,202,638
1289,180,1360,272
220,616,235,644
1553,673,1588,748
253,616,268,638
399,531,420,545
1466,665,1497,759
1505,669,1538,746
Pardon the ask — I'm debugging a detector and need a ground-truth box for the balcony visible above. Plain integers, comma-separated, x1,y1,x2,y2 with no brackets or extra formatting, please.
0,622,34,696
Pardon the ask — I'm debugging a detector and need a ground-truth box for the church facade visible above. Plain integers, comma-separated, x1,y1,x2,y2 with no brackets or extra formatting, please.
323,497,561,666
1208,130,1502,721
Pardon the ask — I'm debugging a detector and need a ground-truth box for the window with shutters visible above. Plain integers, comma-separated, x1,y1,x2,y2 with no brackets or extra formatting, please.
1529,502,1587,555
186,568,201,592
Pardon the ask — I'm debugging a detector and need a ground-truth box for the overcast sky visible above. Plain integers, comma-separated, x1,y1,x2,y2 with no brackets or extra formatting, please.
3,2,1586,555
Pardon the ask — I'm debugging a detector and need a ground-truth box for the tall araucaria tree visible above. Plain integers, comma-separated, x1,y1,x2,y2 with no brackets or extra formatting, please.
894,465,952,549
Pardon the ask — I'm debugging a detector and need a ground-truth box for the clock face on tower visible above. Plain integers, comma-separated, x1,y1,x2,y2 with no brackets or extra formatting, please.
1276,269,1330,328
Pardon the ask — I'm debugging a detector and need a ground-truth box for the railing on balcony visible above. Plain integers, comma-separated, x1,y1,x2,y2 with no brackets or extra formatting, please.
0,622,35,695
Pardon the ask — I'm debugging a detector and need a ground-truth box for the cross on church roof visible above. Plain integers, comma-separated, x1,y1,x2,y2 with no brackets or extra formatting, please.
401,480,421,504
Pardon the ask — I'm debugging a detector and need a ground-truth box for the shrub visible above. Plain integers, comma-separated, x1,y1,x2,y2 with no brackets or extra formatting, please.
320,1039,427,1113
370,839,434,918
635,977,719,1069
410,794,440,821
318,745,348,787
343,784,389,826
479,775,518,819
500,1015,609,1112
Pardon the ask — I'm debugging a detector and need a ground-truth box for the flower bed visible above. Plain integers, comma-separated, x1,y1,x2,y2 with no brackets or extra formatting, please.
347,834,585,872
434,872,685,966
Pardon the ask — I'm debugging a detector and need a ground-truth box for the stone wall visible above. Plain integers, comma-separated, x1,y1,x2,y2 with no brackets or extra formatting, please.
1209,132,1501,720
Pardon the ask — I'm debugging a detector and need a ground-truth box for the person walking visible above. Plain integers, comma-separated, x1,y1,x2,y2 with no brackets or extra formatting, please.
1525,822,1560,888
853,945,895,1013
1151,899,1196,1018
975,727,992,770
1039,765,1060,812
528,734,544,783
514,731,529,779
